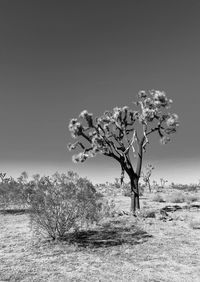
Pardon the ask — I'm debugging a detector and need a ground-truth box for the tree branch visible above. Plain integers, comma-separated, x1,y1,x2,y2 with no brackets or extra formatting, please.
80,131,92,143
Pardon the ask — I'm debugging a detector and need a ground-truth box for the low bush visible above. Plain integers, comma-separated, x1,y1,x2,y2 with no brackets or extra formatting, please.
29,172,112,240
152,194,165,203
189,219,200,229
166,192,185,203
97,198,116,218
171,184,199,192
122,183,131,197
185,194,199,204
0,180,26,209
122,183,143,197
135,208,156,219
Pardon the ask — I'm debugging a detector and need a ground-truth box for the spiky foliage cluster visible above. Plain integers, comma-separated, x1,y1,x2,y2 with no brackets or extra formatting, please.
141,164,155,192
68,90,179,175
142,164,155,183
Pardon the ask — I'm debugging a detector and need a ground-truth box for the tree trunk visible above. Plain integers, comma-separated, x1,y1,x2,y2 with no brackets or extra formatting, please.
129,137,144,213
130,176,140,213
148,181,151,193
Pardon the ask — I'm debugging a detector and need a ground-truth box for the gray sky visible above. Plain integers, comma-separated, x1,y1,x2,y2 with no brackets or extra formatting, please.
0,0,200,184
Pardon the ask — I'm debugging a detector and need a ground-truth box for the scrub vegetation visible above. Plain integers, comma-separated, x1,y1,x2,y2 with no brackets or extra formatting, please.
0,171,200,282
0,91,199,281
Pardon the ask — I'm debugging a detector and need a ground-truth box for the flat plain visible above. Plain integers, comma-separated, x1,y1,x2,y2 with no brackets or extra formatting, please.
0,189,200,282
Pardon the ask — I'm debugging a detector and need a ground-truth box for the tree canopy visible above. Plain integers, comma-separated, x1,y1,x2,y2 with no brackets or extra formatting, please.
68,90,178,171
68,90,179,211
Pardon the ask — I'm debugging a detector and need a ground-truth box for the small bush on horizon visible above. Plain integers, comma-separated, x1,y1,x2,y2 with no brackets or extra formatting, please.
189,219,200,230
152,193,165,203
0,173,27,210
185,194,199,204
122,182,144,197
166,192,185,203
134,208,156,219
171,183,199,192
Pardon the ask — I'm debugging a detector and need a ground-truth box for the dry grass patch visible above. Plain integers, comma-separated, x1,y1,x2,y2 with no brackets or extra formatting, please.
189,219,200,230
186,194,199,204
152,193,165,203
165,192,185,203
0,195,200,281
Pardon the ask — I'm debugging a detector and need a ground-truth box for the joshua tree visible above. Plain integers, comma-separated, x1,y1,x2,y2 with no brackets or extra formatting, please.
18,171,28,184
152,180,159,192
68,90,179,212
142,164,155,193
0,173,7,183
160,178,168,188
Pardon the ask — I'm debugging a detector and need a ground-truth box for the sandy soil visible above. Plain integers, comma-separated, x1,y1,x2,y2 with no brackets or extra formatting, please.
0,192,200,282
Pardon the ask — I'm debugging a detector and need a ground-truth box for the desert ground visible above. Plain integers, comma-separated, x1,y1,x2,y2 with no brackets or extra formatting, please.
0,188,200,282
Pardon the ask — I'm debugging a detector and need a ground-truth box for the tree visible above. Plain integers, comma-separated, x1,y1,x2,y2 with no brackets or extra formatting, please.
160,178,168,188
18,171,28,184
32,173,40,183
68,90,179,212
152,180,159,192
142,164,155,193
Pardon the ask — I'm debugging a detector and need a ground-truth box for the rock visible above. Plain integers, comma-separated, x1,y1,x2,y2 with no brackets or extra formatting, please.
189,204,200,210
144,211,156,218
160,205,182,213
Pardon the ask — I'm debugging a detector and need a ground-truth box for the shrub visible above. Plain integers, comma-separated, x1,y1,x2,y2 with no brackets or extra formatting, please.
171,183,199,192
122,183,143,197
189,219,200,229
185,194,199,204
0,179,26,209
122,183,131,197
0,183,10,209
113,178,121,189
29,172,104,240
135,208,156,219
152,193,165,203
167,192,185,203
97,198,116,218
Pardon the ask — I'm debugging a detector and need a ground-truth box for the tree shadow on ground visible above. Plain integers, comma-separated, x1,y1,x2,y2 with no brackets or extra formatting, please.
63,221,152,248
0,208,28,215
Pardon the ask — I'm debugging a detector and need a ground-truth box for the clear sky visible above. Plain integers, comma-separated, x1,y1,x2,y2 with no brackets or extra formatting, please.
0,0,200,184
